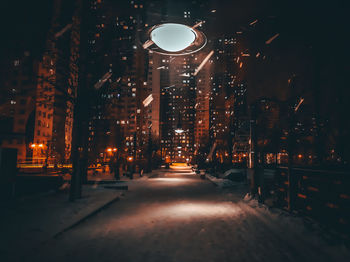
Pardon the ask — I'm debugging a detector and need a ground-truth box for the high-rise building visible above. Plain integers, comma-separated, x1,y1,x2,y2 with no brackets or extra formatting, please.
207,35,250,164
85,0,147,163
232,83,249,158
193,51,212,159
33,0,81,164
209,37,236,163
0,53,37,163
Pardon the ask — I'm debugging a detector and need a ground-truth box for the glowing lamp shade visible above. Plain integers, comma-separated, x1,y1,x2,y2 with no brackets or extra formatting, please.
150,23,196,52
175,129,184,134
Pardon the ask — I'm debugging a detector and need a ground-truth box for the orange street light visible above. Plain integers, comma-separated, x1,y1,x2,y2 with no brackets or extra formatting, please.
107,148,113,152
127,156,133,162
113,148,117,152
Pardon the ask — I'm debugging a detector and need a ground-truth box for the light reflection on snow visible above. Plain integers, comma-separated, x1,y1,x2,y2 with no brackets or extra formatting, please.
169,165,191,170
151,178,190,182
154,202,241,218
110,201,241,230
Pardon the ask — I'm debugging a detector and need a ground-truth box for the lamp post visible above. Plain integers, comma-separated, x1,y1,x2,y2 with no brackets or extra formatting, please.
146,129,152,173
133,132,137,176
106,147,118,178
30,143,44,165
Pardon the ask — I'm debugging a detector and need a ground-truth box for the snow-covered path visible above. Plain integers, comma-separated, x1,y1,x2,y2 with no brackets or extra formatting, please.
34,167,349,262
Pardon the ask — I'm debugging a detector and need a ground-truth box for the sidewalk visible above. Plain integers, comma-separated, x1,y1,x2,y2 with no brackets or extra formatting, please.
205,173,248,188
62,169,159,182
0,185,121,261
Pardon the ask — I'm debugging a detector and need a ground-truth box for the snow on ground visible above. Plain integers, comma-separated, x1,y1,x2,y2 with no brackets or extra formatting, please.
0,186,121,262
206,173,246,188
3,166,350,262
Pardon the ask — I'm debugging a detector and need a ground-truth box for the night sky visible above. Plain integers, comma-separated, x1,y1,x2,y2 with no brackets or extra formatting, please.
1,0,349,110
0,0,53,59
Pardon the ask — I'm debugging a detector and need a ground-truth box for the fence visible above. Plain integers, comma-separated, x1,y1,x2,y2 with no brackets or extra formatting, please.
263,167,350,235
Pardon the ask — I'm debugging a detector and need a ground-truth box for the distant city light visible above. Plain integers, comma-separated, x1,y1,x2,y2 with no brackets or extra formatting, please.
265,33,280,45
194,50,214,76
94,71,112,89
143,94,154,107
295,97,304,112
150,23,196,52
249,19,258,26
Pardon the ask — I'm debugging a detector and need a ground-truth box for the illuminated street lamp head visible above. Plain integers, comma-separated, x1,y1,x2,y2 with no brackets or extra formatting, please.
151,23,196,52
143,22,207,56
175,128,184,134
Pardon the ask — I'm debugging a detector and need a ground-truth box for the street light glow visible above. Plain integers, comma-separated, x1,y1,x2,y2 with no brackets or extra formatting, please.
175,128,184,134
150,23,196,52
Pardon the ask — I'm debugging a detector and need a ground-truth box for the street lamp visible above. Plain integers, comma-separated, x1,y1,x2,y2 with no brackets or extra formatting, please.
150,23,196,52
175,128,184,134
143,22,207,56
106,147,117,153
30,143,44,164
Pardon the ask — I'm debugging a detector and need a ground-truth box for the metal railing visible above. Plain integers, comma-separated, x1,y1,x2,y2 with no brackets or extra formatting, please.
264,167,350,234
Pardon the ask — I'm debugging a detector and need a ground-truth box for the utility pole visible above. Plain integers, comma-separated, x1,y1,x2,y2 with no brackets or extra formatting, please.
147,129,152,172
132,131,137,176
286,76,300,211
287,102,296,211
250,103,260,198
